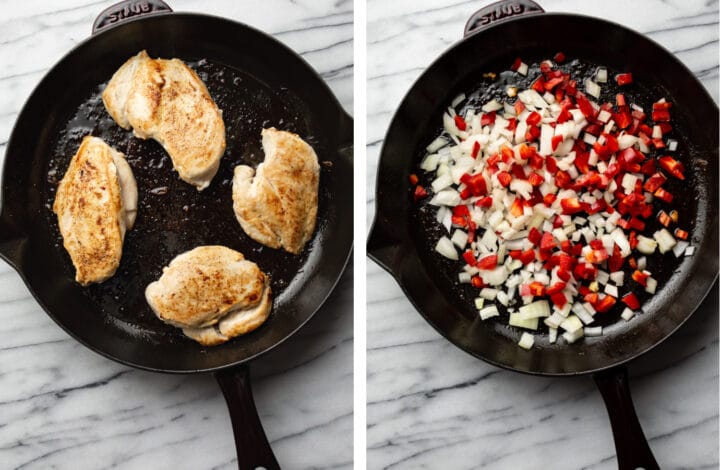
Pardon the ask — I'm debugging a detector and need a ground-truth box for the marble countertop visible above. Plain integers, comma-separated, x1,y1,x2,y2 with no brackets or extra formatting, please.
367,1,718,469
0,1,352,469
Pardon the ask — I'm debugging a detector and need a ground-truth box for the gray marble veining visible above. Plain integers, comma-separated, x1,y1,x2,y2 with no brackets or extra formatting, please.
0,1,353,468
367,1,718,468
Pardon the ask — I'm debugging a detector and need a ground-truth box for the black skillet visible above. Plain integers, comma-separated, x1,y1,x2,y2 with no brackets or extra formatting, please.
0,1,353,468
368,1,718,468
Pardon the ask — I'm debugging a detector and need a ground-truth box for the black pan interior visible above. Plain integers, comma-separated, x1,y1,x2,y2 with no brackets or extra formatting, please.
0,14,353,372
370,13,718,375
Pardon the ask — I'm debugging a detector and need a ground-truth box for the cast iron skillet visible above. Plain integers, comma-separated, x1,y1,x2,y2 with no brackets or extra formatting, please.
0,1,353,468
368,1,718,468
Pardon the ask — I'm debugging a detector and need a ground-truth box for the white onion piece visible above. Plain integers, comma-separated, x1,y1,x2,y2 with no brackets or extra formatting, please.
426,136,448,153
479,304,500,320
560,315,583,333
654,229,677,253
509,312,538,330
672,240,689,257
517,62,529,76
518,332,534,349
459,272,471,283
621,308,635,321
482,266,509,286
480,288,499,300
451,229,468,249
596,67,608,83
562,328,584,344
645,277,658,294
482,99,503,113
549,327,558,344
429,189,461,207
585,78,601,98
584,326,603,337
435,236,458,260
636,235,657,254
474,297,485,310
518,300,551,319
685,246,695,256
431,173,453,192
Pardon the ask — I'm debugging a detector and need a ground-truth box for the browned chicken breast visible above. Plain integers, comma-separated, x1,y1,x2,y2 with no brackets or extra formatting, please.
232,128,319,254
145,246,272,346
102,50,225,190
53,136,138,285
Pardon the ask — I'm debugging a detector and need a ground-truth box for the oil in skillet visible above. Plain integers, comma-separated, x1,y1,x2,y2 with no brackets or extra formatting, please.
44,58,330,342
412,57,696,331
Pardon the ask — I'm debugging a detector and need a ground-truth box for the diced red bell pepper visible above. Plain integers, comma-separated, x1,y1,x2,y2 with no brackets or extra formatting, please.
615,73,633,86
632,270,649,287
525,125,541,142
622,292,641,310
520,249,536,265
608,245,623,272
561,197,583,214
554,51,566,63
463,250,476,267
511,163,526,180
532,77,546,93
471,141,481,158
477,254,498,270
454,115,467,131
497,171,512,187
510,197,524,217
528,227,542,245
540,232,555,251
481,111,497,126
575,92,597,120
518,144,535,160
616,94,627,107
413,185,428,201
546,156,558,174
640,158,656,175
528,281,546,296
555,170,571,188
643,172,667,192
652,109,670,122
526,111,542,126
595,295,617,313
654,187,673,203
471,276,484,288
453,205,470,217
511,57,523,71
546,282,566,296
657,211,671,227
675,228,688,240
514,100,525,115
550,292,567,308
409,174,419,185
551,134,564,151
543,193,557,206
658,156,685,180
475,196,493,208
528,172,545,187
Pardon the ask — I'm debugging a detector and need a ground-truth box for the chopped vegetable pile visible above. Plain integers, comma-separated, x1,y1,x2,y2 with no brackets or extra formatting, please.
413,54,693,350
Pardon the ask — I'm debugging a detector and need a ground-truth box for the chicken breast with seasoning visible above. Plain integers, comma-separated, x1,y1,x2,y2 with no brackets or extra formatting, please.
145,246,272,346
102,50,226,190
53,136,138,285
232,128,319,254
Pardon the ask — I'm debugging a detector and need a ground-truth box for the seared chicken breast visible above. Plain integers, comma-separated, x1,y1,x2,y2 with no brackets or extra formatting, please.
232,128,319,254
145,246,272,346
53,136,138,285
102,50,226,190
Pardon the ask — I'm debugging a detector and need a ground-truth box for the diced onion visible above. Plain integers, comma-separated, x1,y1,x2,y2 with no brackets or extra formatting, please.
474,297,485,310
654,229,677,254
509,312,539,330
518,332,535,349
518,300,551,319
435,236,458,260
621,308,635,321
560,315,583,333
480,304,500,320
584,326,603,337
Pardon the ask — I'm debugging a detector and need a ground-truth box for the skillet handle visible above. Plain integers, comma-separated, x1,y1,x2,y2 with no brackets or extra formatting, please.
594,367,660,470
464,0,544,37
215,365,281,470
92,0,173,34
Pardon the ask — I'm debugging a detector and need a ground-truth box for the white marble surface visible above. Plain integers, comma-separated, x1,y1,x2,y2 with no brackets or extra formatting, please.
367,1,718,468
0,1,353,468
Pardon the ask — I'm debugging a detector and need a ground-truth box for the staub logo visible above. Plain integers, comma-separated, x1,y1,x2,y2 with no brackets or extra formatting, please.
477,2,525,25
106,1,154,24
